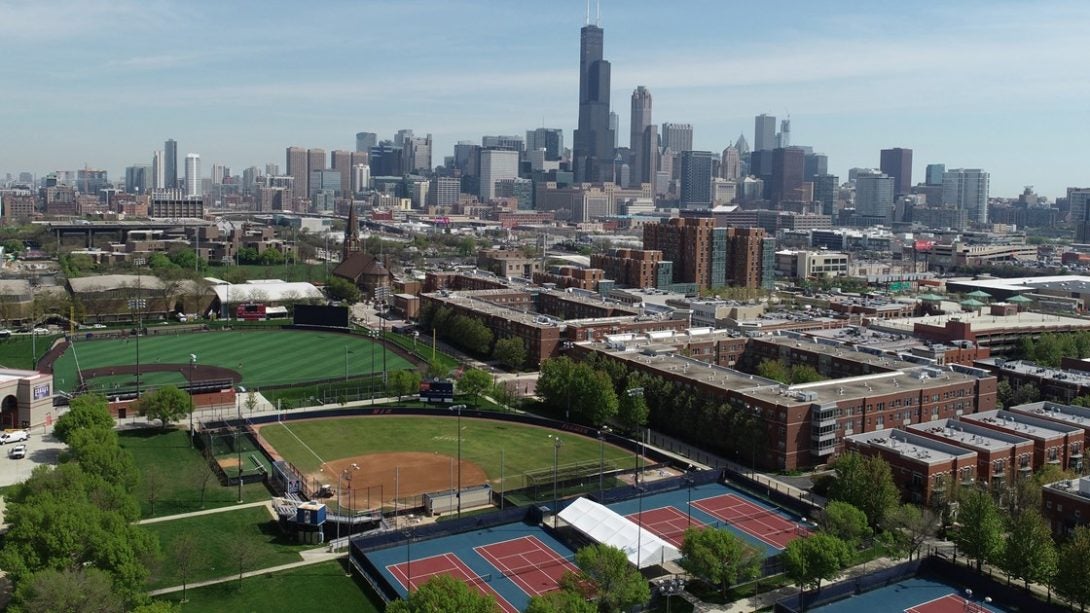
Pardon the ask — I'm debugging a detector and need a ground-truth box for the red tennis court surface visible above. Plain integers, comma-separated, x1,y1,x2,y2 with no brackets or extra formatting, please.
626,506,705,547
387,552,518,613
906,593,983,613
691,494,807,549
474,535,578,598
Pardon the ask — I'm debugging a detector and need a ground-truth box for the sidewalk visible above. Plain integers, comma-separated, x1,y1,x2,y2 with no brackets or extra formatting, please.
147,549,347,596
135,500,271,525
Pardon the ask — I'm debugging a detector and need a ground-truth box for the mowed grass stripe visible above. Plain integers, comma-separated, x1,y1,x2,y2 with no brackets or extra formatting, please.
259,416,638,482
52,330,412,392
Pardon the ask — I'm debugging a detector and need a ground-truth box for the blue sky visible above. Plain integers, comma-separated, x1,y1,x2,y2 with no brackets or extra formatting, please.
2,0,1088,198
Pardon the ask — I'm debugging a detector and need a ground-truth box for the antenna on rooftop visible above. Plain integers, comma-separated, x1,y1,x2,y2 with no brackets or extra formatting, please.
585,0,590,25
596,0,601,25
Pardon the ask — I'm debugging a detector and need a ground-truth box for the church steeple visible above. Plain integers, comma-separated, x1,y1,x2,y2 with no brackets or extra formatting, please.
343,204,361,261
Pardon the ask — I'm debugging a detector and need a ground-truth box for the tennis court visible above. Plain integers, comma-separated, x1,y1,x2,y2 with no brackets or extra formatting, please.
691,493,808,550
625,506,705,548
474,535,579,599
804,577,1006,612
386,552,518,613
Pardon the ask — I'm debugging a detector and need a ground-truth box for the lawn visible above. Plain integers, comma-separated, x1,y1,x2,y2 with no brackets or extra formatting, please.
120,429,270,518
156,560,382,612
145,505,309,590
258,416,638,485
0,334,60,370
51,329,414,393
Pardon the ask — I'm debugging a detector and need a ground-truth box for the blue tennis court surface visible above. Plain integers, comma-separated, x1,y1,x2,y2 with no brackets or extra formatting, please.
808,577,1007,612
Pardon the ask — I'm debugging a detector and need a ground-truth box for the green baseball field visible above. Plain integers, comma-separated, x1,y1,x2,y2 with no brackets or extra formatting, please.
50,330,413,393
257,416,640,503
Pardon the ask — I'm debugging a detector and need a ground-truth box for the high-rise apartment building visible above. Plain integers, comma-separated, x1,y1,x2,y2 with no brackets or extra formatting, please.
526,128,564,161
402,135,433,174
942,169,990,225
479,149,519,201
661,122,693,153
124,165,150,193
804,153,828,181
184,154,201,197
356,132,378,153
151,151,166,189
926,164,946,186
331,150,369,196
630,86,653,185
754,114,776,151
643,217,768,289
813,174,839,217
164,139,178,188
880,148,913,196
679,151,716,209
1068,188,1090,242
854,170,895,220
351,164,371,194
286,147,308,201
770,147,805,203
431,176,461,207
307,149,326,174
211,164,228,185
309,170,341,199
572,20,614,183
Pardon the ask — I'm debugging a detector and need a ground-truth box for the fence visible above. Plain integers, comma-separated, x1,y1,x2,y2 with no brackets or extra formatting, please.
423,484,493,515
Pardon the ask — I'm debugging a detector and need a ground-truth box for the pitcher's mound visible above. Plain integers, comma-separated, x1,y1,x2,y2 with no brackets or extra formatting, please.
316,451,489,510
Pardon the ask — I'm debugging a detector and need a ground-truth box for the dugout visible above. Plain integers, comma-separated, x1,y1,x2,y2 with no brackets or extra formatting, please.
422,484,492,516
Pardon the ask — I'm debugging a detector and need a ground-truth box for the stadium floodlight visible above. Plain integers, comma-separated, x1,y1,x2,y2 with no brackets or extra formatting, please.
449,405,467,517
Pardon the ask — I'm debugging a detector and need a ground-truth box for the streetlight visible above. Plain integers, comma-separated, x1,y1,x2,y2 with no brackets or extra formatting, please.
449,404,466,517
963,588,992,613
236,380,243,504
656,577,686,613
549,434,563,528
403,527,414,603
129,298,147,397
344,346,352,382
598,426,612,500
626,388,645,484
188,354,197,448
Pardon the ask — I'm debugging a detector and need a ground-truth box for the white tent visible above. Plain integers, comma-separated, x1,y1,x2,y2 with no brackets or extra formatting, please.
557,497,681,569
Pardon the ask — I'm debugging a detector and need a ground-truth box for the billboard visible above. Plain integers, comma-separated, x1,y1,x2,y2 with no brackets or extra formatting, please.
293,304,350,329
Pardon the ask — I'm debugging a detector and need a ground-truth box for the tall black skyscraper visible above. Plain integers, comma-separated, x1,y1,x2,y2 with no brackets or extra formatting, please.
573,15,613,184
164,139,178,189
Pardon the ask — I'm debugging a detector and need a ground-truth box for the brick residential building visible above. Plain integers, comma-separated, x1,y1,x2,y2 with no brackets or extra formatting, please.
642,217,770,289
591,248,667,289
960,409,1084,472
844,428,978,506
1042,476,1090,535
908,418,1035,487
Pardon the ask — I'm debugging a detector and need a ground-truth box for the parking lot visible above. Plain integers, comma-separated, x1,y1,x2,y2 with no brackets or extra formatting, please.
0,426,67,488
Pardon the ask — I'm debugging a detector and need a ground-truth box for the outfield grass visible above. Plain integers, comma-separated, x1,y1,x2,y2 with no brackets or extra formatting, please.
51,330,414,393
157,560,381,612
258,416,638,486
120,429,271,518
145,505,308,590
0,334,60,370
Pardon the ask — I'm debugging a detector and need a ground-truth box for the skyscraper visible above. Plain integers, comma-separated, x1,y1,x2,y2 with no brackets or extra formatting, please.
813,174,839,217
770,147,805,203
630,86,653,185
776,118,791,148
356,132,377,153
720,146,741,180
879,148,913,195
661,122,693,153
164,139,178,188
151,151,165,189
572,18,614,183
926,163,946,186
754,114,776,151
942,169,990,225
184,154,201,197
804,153,828,181
855,170,895,220
479,149,519,201
403,135,433,173
332,150,369,196
609,111,619,149
526,128,564,161
286,147,308,201
679,151,716,209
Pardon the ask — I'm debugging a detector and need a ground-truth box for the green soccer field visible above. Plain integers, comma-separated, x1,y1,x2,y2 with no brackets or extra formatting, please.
258,415,639,486
51,330,413,393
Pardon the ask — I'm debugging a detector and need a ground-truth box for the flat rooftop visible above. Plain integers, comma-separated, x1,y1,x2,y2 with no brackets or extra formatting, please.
978,359,1090,389
879,310,1090,334
1010,401,1090,430
907,418,1031,452
962,409,1081,439
847,428,976,465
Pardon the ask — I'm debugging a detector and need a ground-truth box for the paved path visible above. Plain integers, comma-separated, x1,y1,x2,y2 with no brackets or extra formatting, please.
135,500,272,525
147,549,347,596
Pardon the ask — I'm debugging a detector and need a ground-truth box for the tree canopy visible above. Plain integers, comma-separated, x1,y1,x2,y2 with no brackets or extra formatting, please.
537,357,619,425
783,533,853,592
1000,509,1056,591
53,393,115,443
828,451,899,528
679,527,761,596
492,337,527,372
385,575,499,613
524,589,596,613
458,368,492,404
821,501,870,547
955,488,1004,571
1055,526,1090,610
138,385,193,428
326,276,361,304
561,543,649,613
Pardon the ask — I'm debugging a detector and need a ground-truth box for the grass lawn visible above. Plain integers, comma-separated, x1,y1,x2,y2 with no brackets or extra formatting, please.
208,262,330,283
259,416,638,486
157,559,381,612
145,505,308,590
0,334,60,370
382,330,460,373
120,429,270,518
52,329,414,393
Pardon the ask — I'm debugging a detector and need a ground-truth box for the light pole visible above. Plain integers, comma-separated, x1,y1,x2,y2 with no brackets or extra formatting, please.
129,298,147,397
449,404,466,517
656,577,686,613
344,346,351,382
188,354,197,448
403,526,414,602
963,588,992,613
369,328,378,403
236,385,243,503
626,388,645,484
685,477,694,526
549,434,563,528
598,426,612,500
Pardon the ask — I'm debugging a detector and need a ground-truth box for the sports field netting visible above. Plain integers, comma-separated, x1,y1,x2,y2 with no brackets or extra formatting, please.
52,330,412,393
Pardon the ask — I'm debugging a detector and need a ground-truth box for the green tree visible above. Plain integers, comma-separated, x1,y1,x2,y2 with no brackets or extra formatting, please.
617,389,649,435
258,247,284,266
11,567,125,613
828,451,899,528
525,589,596,613
493,337,527,371
821,501,870,547
756,359,790,384
1055,526,1090,611
881,504,939,561
1010,383,1041,407
386,574,499,613
1001,509,1056,591
562,543,650,613
227,535,261,590
996,380,1014,408
458,368,493,405
679,527,762,597
132,603,181,613
138,385,192,428
66,428,139,492
389,370,421,402
783,533,853,592
537,357,619,425
955,488,1004,571
789,365,824,384
326,276,361,303
236,247,259,264
53,393,115,443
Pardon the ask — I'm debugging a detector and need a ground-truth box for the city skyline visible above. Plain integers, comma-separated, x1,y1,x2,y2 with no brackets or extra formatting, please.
1,0,1088,197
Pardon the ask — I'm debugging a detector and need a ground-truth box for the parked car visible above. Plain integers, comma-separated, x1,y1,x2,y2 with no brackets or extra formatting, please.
0,430,29,445
31,328,49,335
8,444,26,459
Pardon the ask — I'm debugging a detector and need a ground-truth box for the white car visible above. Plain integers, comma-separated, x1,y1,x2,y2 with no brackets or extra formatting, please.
31,328,49,335
0,430,29,445
8,444,26,459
